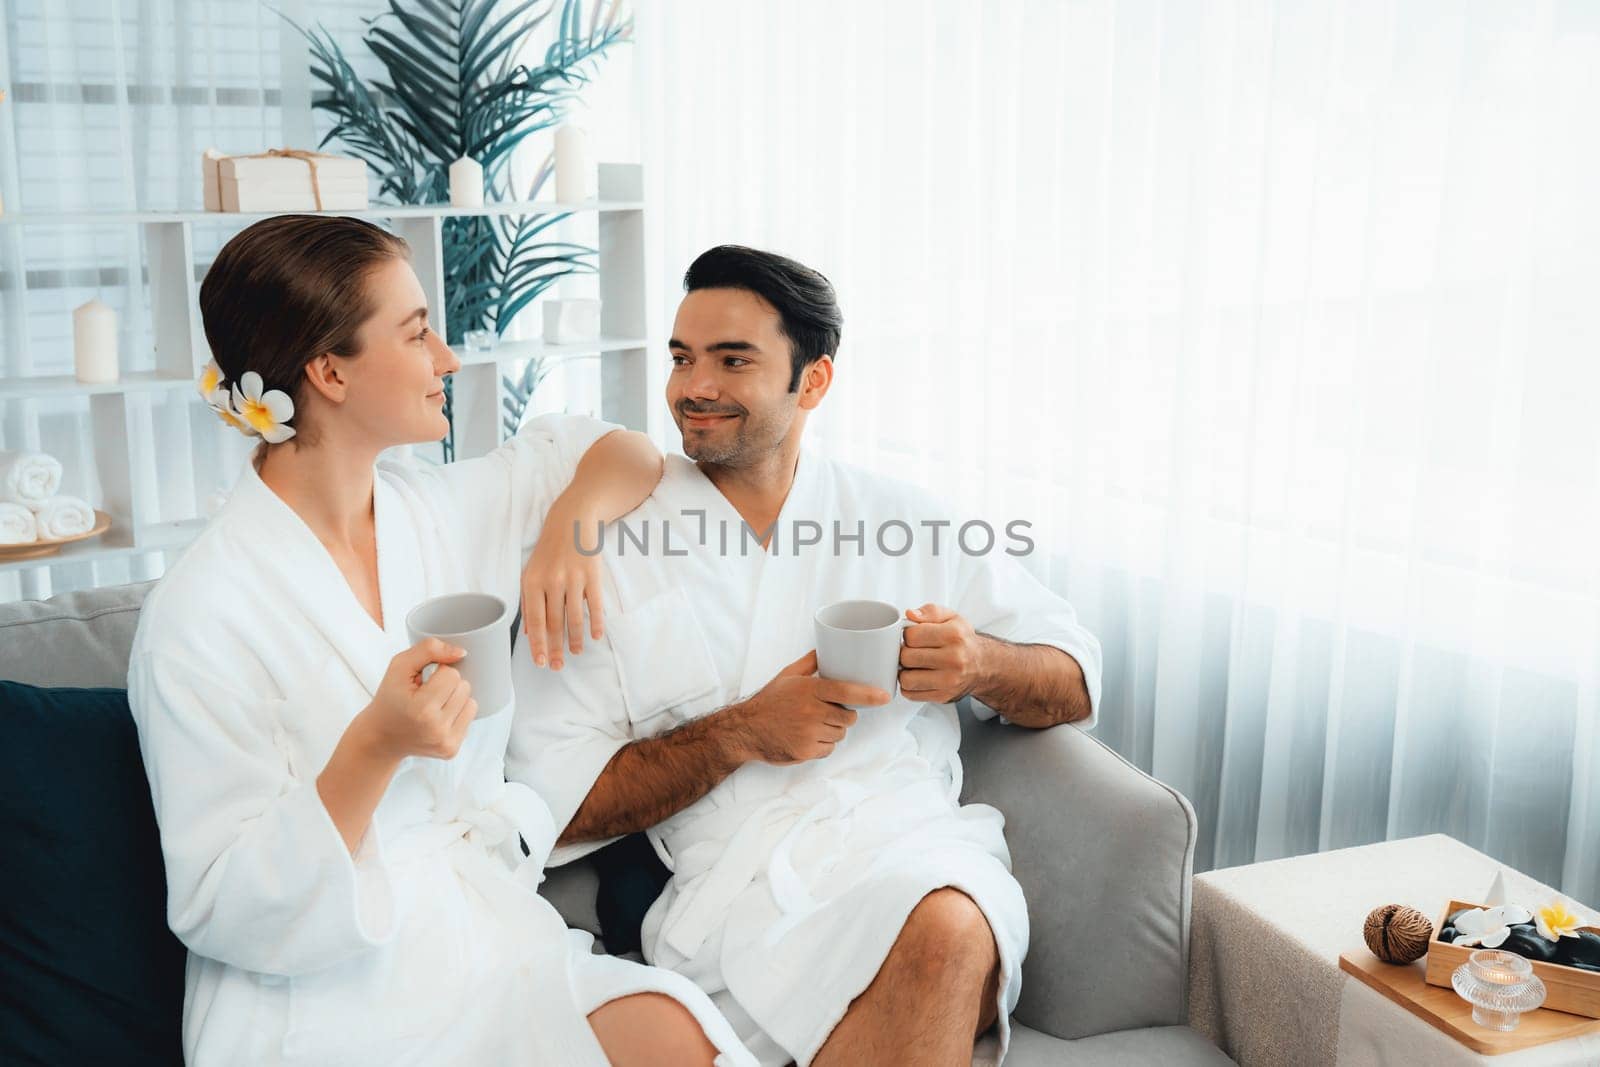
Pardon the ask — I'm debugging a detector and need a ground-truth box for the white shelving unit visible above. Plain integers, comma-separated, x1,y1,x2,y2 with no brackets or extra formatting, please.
0,163,650,581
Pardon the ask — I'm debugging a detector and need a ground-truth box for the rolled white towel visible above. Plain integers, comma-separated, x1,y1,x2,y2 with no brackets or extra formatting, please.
34,496,96,539
0,450,64,508
0,501,38,545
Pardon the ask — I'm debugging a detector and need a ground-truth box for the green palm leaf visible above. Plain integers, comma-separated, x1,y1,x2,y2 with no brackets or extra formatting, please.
293,0,633,459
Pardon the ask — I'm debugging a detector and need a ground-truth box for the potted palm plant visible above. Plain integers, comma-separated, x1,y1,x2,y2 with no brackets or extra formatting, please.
295,0,631,458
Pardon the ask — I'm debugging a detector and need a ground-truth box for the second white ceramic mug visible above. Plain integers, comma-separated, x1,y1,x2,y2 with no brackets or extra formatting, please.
813,598,904,700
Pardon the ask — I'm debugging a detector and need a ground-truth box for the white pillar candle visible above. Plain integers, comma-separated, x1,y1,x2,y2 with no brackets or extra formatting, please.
554,123,592,202
449,156,484,207
72,298,119,384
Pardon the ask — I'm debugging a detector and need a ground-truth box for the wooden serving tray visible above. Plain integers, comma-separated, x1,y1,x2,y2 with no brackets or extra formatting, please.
1426,899,1600,1019
0,509,111,561
1341,949,1600,1055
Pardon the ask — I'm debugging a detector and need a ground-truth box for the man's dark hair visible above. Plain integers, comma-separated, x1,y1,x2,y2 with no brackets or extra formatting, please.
682,245,842,391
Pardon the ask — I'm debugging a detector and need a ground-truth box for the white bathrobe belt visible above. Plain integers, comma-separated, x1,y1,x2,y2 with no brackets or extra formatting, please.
658,775,951,959
385,780,557,869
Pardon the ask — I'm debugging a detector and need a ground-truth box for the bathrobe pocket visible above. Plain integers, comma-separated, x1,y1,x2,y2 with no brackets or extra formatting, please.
605,585,722,736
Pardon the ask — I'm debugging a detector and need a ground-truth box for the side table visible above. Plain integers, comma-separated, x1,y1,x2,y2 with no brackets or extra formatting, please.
1187,834,1600,1066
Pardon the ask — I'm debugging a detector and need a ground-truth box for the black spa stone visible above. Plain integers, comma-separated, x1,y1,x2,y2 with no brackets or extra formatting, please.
1552,929,1600,970
1500,924,1559,963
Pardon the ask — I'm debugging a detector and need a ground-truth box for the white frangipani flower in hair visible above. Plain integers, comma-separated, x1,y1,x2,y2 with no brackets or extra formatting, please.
230,371,297,444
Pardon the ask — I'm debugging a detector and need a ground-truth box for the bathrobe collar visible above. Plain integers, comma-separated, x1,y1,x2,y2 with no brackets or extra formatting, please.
665,448,829,698
229,459,423,701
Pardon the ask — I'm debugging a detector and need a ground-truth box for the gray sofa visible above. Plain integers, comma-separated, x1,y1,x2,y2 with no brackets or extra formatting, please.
0,582,1232,1066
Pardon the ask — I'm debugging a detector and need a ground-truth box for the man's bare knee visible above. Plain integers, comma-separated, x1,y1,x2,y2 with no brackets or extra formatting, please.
892,888,999,982
904,889,996,957
976,958,1002,1035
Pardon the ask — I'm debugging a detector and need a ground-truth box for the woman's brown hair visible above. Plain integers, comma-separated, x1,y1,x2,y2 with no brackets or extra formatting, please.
199,214,410,443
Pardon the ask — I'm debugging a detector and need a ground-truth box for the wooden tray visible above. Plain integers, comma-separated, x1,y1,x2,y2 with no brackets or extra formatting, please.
1426,899,1600,1019
0,509,111,560
1341,949,1600,1055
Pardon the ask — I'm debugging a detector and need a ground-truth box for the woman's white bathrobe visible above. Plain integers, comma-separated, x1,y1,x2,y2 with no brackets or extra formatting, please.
126,415,756,1067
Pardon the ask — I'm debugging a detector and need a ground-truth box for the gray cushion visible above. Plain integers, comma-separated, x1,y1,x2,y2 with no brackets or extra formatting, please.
960,707,1198,1040
539,857,602,936
1005,1023,1233,1066
0,582,153,688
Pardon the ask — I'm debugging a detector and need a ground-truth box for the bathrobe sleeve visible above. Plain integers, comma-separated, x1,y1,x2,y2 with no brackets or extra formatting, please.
951,547,1103,730
504,587,634,867
128,650,397,977
431,412,621,563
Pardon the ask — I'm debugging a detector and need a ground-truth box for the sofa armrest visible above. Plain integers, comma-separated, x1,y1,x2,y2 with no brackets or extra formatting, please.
959,702,1197,1040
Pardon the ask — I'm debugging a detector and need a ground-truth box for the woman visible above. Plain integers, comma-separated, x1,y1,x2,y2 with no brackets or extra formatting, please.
127,215,754,1066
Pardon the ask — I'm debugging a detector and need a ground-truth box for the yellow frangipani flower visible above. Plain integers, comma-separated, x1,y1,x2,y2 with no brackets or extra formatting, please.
196,358,223,400
1535,900,1584,942
206,387,254,437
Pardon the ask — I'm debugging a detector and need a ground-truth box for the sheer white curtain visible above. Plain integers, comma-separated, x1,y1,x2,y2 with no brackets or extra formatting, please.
635,0,1600,903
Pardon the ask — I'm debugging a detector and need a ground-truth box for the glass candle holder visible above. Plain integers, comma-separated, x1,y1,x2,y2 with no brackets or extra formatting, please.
464,328,497,354
1451,949,1546,1031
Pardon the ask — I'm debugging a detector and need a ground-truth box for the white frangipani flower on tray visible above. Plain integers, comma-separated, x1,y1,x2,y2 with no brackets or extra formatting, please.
1451,904,1534,949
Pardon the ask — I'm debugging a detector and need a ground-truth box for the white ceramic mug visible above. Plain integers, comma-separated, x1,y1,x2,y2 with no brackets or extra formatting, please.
405,592,514,718
813,599,904,700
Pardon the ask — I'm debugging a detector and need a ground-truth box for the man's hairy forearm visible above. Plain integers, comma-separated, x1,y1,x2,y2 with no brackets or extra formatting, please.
559,705,753,845
970,637,1092,728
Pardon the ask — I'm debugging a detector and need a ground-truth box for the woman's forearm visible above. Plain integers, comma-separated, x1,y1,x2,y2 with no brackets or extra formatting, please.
519,428,662,666
551,429,663,525
316,710,402,854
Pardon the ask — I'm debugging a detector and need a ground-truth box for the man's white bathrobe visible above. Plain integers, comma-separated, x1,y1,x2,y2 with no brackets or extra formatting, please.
127,415,756,1067
507,451,1102,1067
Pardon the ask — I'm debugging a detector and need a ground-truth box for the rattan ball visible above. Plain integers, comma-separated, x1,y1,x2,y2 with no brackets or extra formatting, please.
1364,903,1434,964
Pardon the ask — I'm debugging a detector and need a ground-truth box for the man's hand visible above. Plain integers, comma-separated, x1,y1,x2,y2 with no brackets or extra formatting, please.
561,651,890,845
898,603,989,704
902,602,1093,726
732,650,892,766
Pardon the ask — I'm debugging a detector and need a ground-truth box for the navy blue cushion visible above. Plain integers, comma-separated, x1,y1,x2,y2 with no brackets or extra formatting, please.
591,832,672,955
0,682,184,1066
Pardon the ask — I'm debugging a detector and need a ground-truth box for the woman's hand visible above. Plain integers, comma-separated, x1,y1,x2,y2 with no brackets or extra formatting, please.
319,638,478,852
521,503,603,671
520,426,660,670
359,638,479,760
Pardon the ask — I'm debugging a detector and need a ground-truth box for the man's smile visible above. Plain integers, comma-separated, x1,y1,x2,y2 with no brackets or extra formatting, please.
682,411,739,427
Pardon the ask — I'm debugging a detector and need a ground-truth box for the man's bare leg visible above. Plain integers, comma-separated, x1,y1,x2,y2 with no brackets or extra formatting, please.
812,888,1002,1067
588,992,720,1066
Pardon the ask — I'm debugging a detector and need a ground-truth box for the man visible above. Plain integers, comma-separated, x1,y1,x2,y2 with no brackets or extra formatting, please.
507,246,1100,1067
